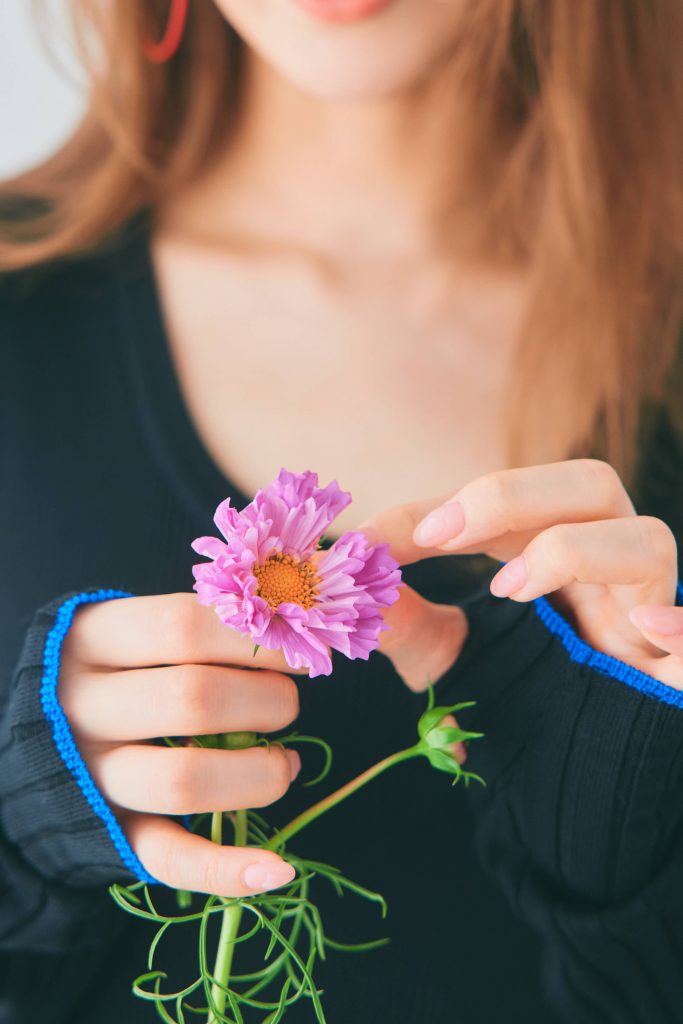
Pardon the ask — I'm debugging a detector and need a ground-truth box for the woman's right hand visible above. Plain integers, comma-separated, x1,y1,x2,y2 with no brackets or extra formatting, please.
58,592,302,897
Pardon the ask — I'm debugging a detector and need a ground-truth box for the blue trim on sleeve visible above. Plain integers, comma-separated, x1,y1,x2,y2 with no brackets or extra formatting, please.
533,582,683,710
40,589,159,884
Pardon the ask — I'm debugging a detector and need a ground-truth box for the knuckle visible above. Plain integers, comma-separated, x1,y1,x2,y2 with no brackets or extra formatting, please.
470,472,512,518
536,523,577,570
166,664,210,731
160,593,203,660
271,674,300,727
579,459,627,511
638,516,677,565
196,851,228,896
392,503,423,540
161,751,199,814
253,748,291,807
370,503,424,561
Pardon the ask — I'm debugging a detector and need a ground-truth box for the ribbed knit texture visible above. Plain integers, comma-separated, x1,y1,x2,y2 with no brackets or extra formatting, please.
435,595,683,1023
0,596,137,964
37,589,157,884
1,215,682,1023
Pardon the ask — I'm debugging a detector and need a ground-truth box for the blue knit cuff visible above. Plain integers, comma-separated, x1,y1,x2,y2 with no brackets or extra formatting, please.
533,581,683,710
40,589,159,884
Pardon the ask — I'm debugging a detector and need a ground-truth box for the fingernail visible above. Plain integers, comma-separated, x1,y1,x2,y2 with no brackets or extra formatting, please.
243,861,296,892
629,606,683,636
286,749,301,781
413,501,465,547
490,556,528,598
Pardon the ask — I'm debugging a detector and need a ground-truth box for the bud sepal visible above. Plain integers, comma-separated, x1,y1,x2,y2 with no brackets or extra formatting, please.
415,687,485,786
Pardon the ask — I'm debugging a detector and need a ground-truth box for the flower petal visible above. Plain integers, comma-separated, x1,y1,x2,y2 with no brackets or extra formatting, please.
213,497,242,541
246,470,351,555
191,536,231,560
330,532,403,606
190,472,402,677
256,606,333,677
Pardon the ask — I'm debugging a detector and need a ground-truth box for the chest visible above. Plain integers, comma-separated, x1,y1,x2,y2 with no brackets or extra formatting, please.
151,237,525,530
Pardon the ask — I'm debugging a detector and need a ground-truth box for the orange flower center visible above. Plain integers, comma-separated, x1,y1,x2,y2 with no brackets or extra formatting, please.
253,552,319,610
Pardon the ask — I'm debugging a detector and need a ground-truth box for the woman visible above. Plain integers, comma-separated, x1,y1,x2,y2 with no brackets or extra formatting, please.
0,1,682,1021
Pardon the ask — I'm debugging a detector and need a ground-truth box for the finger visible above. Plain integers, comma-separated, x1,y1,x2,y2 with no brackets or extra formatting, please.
363,460,634,567
422,460,635,555
64,592,307,672
378,584,468,691
629,606,683,658
488,516,678,607
358,494,453,566
60,665,300,743
93,744,301,815
123,812,296,896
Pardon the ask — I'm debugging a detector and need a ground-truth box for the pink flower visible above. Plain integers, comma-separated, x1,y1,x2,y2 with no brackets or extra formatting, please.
191,470,402,677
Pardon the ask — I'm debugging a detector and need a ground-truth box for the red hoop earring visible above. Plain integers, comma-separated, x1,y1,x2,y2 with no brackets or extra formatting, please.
143,0,189,63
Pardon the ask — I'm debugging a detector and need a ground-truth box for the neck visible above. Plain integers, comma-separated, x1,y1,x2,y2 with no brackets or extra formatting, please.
167,50,479,265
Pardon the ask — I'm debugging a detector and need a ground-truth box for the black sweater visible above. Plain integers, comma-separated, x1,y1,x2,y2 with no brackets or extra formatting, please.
1,217,683,1024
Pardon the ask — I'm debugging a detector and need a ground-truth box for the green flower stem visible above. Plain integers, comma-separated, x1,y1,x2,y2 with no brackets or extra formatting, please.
207,808,247,1024
210,810,223,846
265,745,419,852
204,735,431,1021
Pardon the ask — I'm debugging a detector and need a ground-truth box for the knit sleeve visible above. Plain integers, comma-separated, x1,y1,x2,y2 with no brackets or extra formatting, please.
436,589,683,1024
0,589,157,954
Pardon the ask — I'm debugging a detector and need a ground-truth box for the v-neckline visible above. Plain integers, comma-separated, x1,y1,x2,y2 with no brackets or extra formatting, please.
114,212,253,525
111,212,493,598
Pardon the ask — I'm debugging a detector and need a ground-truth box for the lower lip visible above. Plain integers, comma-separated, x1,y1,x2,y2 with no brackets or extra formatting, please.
292,0,395,23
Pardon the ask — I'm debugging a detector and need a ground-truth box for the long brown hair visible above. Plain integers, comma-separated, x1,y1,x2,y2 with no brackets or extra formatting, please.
1,0,682,476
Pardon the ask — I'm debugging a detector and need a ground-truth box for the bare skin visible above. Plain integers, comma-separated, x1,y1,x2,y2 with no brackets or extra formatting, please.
151,52,528,534
56,2,681,895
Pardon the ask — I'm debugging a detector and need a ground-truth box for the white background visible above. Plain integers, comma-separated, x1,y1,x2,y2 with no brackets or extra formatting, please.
0,1,86,180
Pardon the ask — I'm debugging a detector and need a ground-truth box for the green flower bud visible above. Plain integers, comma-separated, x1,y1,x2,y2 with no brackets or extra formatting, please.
415,689,485,787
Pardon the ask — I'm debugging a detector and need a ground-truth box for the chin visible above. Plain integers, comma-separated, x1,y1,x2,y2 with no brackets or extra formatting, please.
215,0,466,102
258,44,456,103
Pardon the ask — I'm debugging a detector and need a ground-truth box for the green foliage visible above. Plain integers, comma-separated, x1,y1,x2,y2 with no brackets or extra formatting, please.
271,733,333,788
112,690,485,1022
110,812,387,1024
414,687,485,787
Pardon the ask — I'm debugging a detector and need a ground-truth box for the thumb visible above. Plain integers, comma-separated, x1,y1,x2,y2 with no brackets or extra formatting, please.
378,584,468,692
628,605,683,661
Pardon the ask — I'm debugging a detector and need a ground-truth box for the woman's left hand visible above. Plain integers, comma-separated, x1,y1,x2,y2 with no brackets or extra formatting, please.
362,459,682,691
